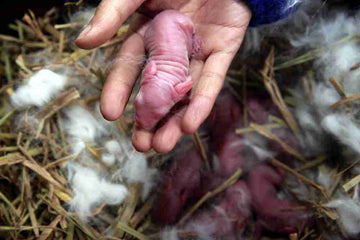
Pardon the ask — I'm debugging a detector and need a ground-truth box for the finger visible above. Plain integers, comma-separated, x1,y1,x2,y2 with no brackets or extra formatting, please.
182,51,236,133
100,32,145,121
132,127,153,152
189,59,204,84
76,0,145,49
152,109,186,153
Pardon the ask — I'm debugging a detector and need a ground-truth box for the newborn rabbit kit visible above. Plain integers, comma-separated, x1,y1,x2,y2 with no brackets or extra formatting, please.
135,10,200,130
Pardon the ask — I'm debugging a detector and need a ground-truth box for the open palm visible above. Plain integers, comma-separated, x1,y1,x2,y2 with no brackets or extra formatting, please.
76,0,251,153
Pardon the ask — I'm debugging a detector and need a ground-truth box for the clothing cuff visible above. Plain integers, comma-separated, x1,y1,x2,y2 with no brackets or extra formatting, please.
244,0,301,27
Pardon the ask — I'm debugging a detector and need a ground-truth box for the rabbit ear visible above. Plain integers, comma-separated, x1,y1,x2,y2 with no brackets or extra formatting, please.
143,60,157,76
177,15,195,34
192,34,201,54
174,76,193,96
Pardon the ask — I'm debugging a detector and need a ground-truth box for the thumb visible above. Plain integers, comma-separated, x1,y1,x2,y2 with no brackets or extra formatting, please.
75,0,145,49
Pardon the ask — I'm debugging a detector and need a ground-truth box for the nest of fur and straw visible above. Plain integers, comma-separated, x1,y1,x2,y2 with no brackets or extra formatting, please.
1,1,360,240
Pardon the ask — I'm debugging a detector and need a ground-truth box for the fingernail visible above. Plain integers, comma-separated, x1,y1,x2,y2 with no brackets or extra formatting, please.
76,25,92,41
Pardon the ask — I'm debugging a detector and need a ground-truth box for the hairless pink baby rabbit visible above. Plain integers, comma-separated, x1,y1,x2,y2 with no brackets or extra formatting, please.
135,10,200,130
248,164,309,238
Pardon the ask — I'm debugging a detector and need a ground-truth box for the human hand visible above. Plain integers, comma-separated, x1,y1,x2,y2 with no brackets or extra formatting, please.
75,0,252,153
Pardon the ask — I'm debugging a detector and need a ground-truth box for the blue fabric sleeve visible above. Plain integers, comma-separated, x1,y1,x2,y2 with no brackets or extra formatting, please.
244,0,301,27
